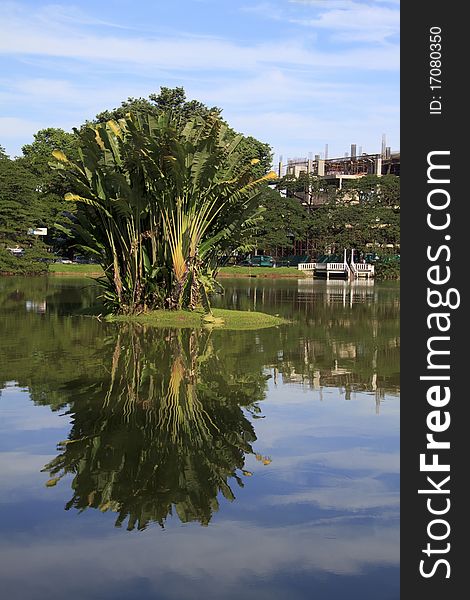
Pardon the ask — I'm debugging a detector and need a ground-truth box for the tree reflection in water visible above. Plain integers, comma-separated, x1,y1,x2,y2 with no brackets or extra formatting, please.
43,326,270,530
0,278,399,531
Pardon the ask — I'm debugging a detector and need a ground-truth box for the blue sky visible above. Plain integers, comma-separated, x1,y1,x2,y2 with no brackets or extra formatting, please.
0,0,399,163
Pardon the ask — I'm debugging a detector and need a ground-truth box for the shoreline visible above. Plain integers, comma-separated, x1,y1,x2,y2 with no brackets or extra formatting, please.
2,265,399,280
43,265,310,279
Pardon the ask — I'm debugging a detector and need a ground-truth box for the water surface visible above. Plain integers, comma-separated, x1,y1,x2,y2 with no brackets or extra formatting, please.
0,276,399,600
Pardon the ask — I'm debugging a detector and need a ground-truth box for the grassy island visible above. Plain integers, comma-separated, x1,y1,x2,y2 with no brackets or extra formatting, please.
107,307,287,330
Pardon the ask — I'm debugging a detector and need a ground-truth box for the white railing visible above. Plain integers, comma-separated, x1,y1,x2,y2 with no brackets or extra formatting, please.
350,262,374,277
355,263,373,272
327,263,347,271
298,257,374,277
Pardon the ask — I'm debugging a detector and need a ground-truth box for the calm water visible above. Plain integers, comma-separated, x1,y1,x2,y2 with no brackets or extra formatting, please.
0,276,400,600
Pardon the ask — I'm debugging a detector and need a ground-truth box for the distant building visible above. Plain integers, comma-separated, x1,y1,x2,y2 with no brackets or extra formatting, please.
277,151,400,208
285,152,399,181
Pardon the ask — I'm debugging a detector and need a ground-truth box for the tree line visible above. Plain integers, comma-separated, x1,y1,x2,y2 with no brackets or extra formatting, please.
0,86,400,278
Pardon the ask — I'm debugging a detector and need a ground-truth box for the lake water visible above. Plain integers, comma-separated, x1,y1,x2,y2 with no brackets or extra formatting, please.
0,276,399,600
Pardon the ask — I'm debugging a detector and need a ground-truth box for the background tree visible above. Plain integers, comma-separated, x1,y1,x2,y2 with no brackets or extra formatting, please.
19,128,81,255
307,179,400,255
250,186,311,252
316,204,399,253
94,86,221,124
5,87,273,267
0,148,50,273
340,174,400,207
93,87,272,178
277,172,336,209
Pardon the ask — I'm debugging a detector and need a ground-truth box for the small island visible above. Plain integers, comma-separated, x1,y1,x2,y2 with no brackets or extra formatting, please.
49,108,284,328
107,308,287,330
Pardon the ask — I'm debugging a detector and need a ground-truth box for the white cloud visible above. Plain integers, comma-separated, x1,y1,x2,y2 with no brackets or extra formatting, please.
266,476,399,511
228,110,399,159
0,77,143,118
272,447,400,474
0,116,45,139
191,69,357,111
0,519,399,598
0,383,70,430
0,451,58,502
279,1,400,44
35,3,136,30
0,3,398,72
291,6,399,44
0,1,399,160
240,2,286,20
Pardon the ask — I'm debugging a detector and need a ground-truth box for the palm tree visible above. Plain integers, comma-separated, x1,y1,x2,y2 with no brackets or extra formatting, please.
52,112,275,314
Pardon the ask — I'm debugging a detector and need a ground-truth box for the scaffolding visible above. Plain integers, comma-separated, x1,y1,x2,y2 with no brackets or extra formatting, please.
285,152,401,178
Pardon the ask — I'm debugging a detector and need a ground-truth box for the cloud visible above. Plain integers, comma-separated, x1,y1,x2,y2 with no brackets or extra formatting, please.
272,447,400,474
229,108,400,159
271,1,400,44
0,518,399,598
190,69,359,112
0,77,145,119
0,3,398,72
266,475,399,511
34,3,136,30
0,451,58,502
0,383,70,429
0,116,45,139
291,5,399,44
0,1,399,161
240,2,286,21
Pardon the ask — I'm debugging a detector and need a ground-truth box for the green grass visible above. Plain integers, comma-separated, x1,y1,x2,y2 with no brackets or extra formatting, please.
217,266,307,277
48,263,306,278
107,307,288,330
49,263,104,275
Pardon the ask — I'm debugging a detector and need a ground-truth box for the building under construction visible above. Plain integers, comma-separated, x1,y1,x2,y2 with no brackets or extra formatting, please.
271,140,400,258
282,149,400,184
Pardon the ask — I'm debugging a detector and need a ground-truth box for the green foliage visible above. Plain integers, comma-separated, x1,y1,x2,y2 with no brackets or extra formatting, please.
51,112,276,314
94,86,221,125
39,326,267,529
0,152,50,273
340,174,400,207
234,135,272,180
93,87,272,177
305,175,400,255
21,128,79,178
252,186,311,250
374,255,400,279
277,172,336,208
2,88,272,265
309,203,400,254
14,128,82,255
20,128,80,213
